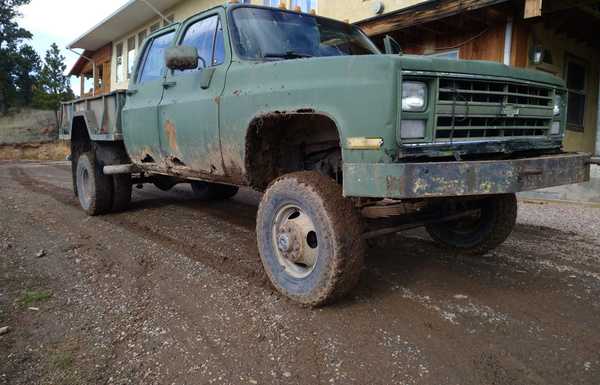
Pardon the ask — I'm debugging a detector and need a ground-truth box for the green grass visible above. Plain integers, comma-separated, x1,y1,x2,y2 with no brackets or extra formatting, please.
50,351,74,370
19,290,52,306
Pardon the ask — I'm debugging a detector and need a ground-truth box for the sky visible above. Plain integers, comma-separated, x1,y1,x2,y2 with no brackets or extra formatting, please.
18,0,130,93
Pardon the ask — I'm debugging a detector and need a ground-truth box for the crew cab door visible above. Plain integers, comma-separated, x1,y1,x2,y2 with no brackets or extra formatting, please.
158,10,229,174
122,28,177,164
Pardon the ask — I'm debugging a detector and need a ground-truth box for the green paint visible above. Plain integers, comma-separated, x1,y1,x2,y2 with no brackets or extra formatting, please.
61,4,585,199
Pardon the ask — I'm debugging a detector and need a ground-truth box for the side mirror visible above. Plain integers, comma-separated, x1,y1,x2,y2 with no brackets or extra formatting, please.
165,45,202,71
383,35,403,55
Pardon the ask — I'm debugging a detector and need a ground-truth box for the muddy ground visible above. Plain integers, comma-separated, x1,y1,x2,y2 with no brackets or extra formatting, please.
1,160,599,385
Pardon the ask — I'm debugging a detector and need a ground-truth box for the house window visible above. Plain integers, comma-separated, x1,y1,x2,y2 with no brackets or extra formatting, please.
163,14,175,27
263,0,282,7
127,37,136,79
241,0,252,3
96,63,104,90
115,42,124,83
565,57,587,131
150,22,160,33
427,50,459,60
83,75,94,95
291,0,316,12
138,30,147,47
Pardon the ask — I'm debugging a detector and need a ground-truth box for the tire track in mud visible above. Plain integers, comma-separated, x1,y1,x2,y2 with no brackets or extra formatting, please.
8,166,268,289
4,168,247,379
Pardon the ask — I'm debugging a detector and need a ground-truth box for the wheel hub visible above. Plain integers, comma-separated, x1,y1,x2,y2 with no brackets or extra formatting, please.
271,205,319,279
277,225,305,264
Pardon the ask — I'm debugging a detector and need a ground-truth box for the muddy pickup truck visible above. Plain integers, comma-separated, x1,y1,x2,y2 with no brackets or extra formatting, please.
60,3,590,306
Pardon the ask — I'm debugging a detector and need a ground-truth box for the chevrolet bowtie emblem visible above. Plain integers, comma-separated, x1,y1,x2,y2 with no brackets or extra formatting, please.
501,105,520,117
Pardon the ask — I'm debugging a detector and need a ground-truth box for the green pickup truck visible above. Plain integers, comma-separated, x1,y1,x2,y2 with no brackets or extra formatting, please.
60,3,590,306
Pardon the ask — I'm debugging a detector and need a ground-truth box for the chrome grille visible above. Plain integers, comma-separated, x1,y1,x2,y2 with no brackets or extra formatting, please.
435,78,554,141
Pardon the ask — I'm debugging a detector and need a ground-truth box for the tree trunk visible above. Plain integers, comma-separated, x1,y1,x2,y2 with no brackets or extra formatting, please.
0,87,6,115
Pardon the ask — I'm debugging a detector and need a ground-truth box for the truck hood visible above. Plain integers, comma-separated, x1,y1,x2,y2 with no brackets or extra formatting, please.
395,55,564,88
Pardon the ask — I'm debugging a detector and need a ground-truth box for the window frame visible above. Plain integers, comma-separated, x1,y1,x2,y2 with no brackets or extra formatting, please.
115,42,124,83
263,0,282,7
163,14,175,27
138,30,147,48
150,22,161,33
290,0,317,13
126,36,136,80
564,54,588,132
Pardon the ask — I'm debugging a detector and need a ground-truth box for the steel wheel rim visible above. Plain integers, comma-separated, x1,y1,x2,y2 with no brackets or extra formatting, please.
272,204,319,279
78,165,92,208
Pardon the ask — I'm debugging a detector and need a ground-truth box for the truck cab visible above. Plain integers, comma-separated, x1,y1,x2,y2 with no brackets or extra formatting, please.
60,3,590,306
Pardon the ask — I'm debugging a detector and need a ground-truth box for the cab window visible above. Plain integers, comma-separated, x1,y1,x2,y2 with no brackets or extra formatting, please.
179,15,224,71
138,31,175,83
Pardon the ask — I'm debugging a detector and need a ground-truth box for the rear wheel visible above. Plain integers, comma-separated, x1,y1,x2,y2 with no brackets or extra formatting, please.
190,181,239,201
426,194,517,255
256,172,364,306
76,152,113,216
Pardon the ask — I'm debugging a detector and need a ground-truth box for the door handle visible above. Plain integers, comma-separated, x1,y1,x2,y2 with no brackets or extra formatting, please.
163,81,177,89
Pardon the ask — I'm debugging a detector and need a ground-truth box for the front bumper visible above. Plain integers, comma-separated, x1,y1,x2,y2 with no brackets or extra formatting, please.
343,153,590,199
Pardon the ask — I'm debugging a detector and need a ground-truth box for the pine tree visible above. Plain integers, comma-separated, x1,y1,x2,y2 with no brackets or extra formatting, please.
33,43,74,119
14,44,41,106
0,0,33,114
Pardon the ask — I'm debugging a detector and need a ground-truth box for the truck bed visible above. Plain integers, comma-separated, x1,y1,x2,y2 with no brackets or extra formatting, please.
60,90,127,141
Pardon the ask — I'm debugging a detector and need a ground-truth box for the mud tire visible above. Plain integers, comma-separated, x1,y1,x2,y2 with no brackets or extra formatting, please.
257,171,365,307
112,174,132,212
426,194,517,255
75,152,113,216
190,181,239,201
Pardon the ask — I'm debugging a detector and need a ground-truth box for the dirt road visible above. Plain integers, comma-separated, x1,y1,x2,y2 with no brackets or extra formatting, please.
1,160,599,385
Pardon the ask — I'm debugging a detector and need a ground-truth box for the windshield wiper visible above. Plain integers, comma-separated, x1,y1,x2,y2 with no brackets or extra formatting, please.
262,51,314,60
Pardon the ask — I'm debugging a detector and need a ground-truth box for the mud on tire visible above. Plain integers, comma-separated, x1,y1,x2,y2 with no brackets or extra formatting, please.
75,152,113,216
256,171,365,306
426,194,517,256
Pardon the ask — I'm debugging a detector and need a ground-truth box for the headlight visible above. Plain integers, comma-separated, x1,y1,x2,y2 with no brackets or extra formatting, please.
553,94,562,116
402,81,427,112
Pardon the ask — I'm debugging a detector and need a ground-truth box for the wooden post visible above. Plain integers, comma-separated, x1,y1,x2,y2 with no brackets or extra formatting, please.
524,0,543,19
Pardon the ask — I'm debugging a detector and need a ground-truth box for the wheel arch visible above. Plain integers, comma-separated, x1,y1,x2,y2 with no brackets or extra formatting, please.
243,110,345,191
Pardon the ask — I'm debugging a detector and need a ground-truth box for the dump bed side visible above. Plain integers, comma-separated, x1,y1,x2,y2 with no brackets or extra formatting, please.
60,90,127,141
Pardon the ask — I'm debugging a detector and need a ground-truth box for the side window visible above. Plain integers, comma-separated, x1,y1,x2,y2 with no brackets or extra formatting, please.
179,16,221,71
138,31,175,84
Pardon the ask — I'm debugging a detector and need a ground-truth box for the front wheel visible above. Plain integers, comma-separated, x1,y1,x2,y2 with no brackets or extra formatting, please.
426,194,517,255
256,172,365,307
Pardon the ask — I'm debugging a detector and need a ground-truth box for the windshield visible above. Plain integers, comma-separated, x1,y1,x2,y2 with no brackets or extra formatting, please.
229,6,380,60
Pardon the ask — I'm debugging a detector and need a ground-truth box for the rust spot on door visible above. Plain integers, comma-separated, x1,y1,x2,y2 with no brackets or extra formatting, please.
164,120,178,152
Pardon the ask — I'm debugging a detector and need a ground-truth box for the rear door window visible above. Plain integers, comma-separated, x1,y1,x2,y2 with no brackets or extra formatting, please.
138,31,175,83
